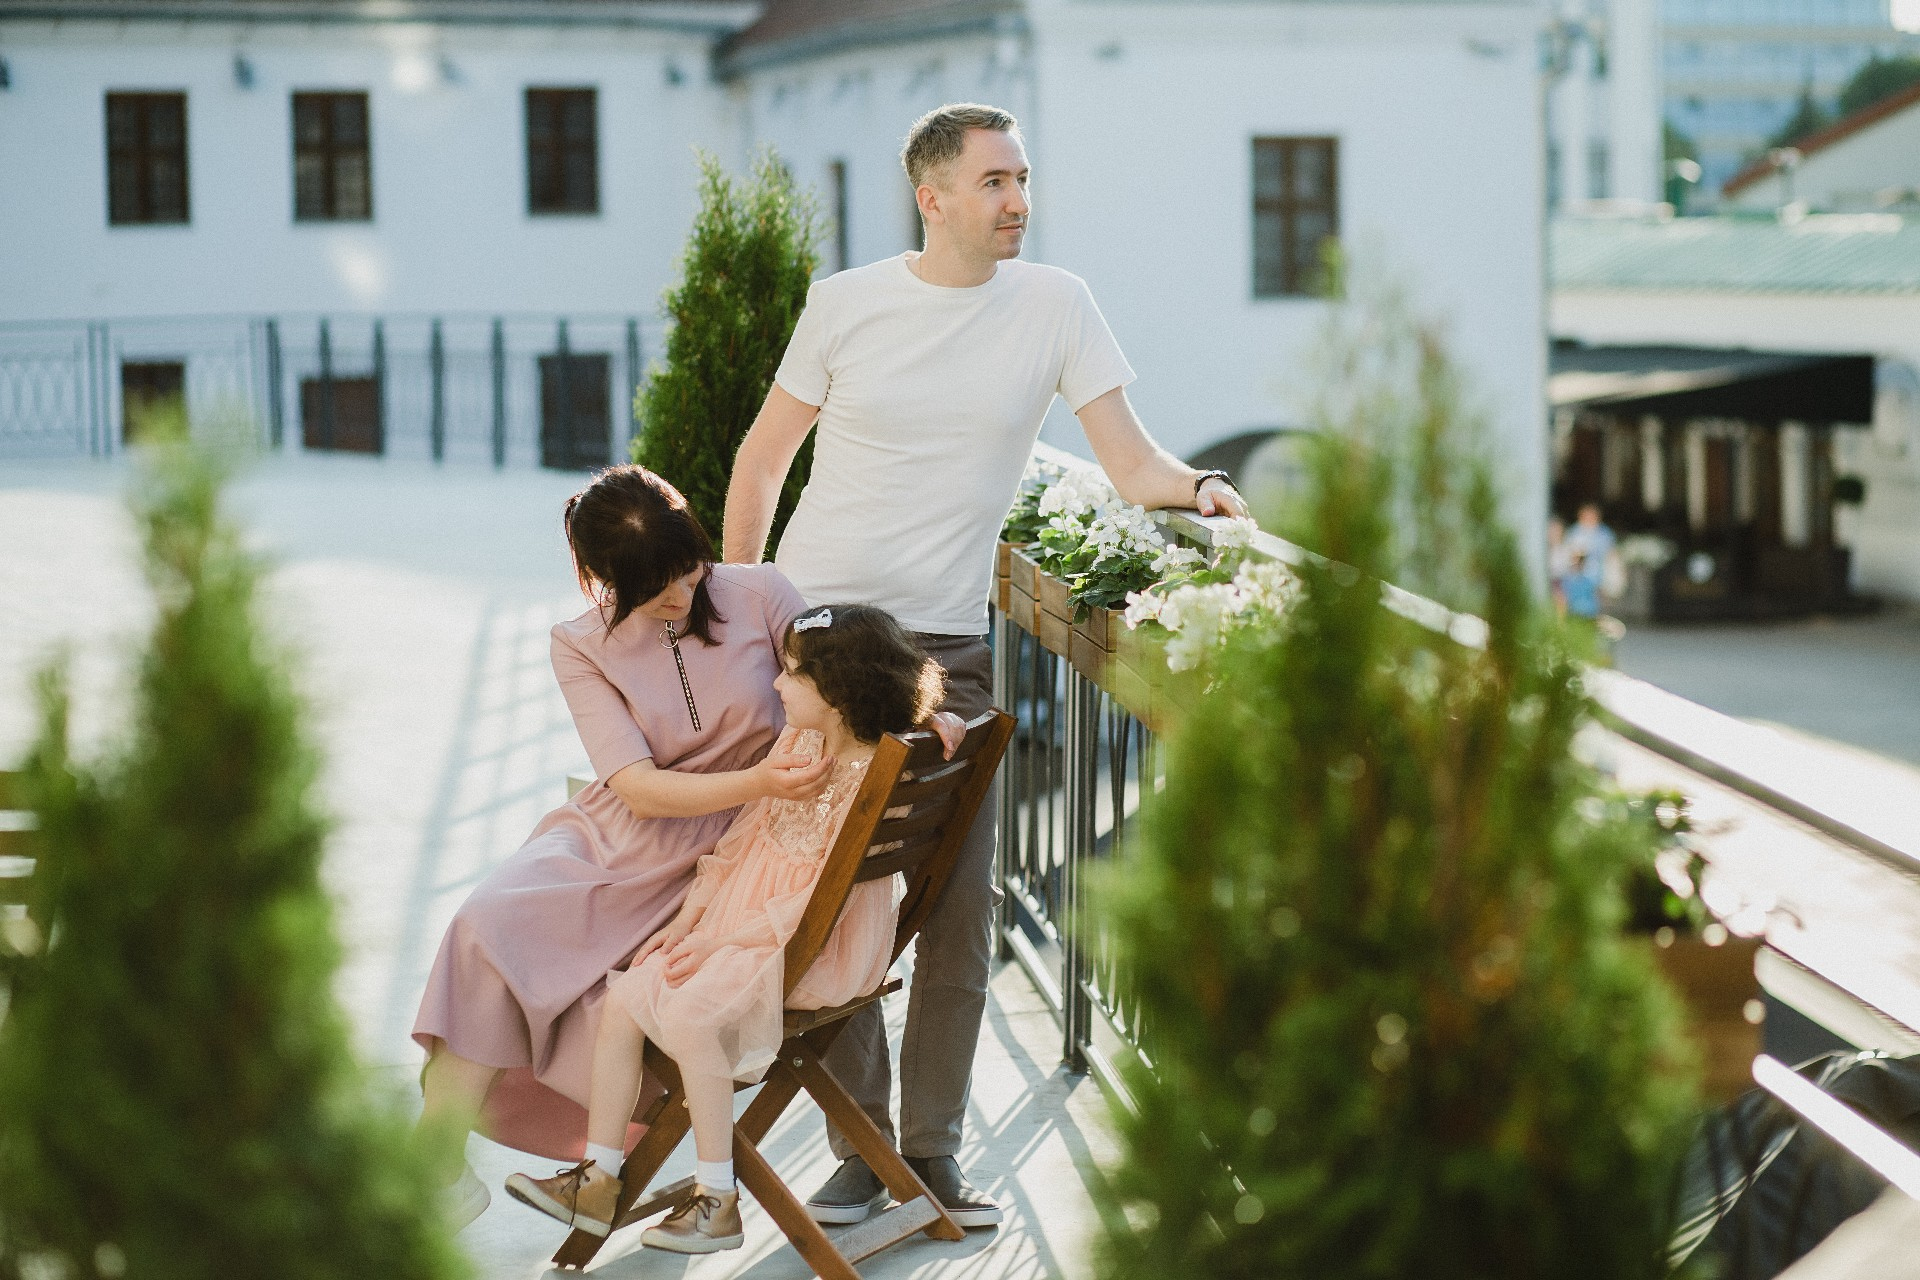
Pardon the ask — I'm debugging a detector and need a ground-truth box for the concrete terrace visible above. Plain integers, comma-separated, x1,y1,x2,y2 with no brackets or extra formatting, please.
0,453,1114,1279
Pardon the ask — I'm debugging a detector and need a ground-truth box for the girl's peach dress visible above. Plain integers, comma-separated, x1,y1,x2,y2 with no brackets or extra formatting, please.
608,727,901,1082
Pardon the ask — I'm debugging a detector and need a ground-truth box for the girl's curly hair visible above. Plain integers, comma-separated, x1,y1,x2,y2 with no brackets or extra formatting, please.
782,605,946,745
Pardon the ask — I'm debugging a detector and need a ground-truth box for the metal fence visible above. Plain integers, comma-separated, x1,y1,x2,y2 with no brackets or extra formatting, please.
0,312,661,468
994,445,1920,1205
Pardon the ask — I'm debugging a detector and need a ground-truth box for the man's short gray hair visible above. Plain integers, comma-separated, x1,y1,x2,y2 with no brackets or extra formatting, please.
901,103,1021,190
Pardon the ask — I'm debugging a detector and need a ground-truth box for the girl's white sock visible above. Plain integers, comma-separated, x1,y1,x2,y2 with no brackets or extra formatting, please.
696,1159,735,1192
585,1142,625,1176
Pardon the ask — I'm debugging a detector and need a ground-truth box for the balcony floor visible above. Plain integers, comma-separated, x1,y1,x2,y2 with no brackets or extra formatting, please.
0,453,1112,1278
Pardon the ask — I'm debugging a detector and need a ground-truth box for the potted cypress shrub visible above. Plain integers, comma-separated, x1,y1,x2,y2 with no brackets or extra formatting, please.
0,437,465,1280
1095,271,1700,1280
633,149,822,549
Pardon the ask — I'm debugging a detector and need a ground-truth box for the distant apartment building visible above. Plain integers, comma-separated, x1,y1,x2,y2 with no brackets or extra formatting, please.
1662,0,1920,198
1546,0,1665,207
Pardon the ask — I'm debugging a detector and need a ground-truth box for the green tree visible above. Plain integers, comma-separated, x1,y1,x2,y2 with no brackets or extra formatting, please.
1767,80,1832,149
634,149,823,552
1837,54,1920,117
0,435,465,1280
1095,268,1698,1280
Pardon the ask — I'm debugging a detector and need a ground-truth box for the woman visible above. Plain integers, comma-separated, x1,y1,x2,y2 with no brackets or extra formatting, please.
411,465,821,1226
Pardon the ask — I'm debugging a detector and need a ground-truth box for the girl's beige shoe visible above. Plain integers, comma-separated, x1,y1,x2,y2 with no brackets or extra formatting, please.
641,1187,745,1253
503,1159,621,1237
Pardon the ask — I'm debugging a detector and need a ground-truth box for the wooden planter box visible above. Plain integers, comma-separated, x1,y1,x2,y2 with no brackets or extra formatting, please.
1068,606,1122,682
1647,933,1764,1103
995,541,1025,613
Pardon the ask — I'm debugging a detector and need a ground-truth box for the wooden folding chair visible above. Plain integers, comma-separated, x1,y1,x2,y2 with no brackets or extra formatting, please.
552,707,1016,1276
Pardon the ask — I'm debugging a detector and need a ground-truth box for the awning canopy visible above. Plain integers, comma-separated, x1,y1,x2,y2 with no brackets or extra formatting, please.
1549,344,1876,425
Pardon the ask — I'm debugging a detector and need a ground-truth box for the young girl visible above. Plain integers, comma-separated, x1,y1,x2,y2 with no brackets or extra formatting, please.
504,604,958,1253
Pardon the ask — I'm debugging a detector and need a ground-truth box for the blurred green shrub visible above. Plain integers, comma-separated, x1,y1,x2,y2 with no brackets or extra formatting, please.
0,438,465,1280
1095,266,1699,1280
633,149,821,550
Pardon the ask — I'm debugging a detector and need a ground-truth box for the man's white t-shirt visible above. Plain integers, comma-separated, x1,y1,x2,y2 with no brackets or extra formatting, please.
772,253,1135,636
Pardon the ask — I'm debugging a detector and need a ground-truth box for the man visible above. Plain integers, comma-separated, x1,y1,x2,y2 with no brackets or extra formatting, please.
723,102,1246,1227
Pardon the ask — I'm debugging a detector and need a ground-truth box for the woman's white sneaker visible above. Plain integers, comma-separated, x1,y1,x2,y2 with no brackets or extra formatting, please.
440,1162,491,1232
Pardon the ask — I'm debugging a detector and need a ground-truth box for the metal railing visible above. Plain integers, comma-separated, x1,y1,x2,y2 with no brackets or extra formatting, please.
0,311,660,467
992,445,1920,1191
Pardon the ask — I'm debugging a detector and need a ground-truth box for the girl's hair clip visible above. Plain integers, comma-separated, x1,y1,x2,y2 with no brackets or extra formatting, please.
793,609,833,633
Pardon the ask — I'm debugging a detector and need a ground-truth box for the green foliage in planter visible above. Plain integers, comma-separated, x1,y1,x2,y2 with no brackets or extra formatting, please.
0,438,465,1280
1096,270,1698,1280
633,150,822,553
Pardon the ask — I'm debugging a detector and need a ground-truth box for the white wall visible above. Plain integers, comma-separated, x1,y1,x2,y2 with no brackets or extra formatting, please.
0,17,739,322
1026,0,1548,557
731,31,1031,275
1553,287,1920,601
1723,103,1920,213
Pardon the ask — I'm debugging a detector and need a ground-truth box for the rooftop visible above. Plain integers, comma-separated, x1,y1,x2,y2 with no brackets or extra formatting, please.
1551,212,1920,295
721,0,1018,74
1722,79,1920,200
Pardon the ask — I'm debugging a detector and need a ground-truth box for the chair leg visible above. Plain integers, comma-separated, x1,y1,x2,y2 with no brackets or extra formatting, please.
550,1051,690,1270
736,1122,864,1280
786,1036,964,1243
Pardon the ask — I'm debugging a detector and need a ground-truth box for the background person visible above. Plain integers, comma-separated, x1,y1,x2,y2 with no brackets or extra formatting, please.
722,101,1249,1228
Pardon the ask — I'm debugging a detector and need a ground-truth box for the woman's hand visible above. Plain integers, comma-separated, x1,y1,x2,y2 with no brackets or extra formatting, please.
752,748,834,802
662,934,723,986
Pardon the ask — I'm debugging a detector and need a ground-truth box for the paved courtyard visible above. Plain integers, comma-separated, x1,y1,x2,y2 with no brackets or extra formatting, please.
1614,606,1920,769
0,452,1113,1278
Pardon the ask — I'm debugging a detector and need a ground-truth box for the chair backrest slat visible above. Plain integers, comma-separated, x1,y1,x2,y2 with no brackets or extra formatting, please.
780,709,1015,996
854,838,941,884
868,797,958,848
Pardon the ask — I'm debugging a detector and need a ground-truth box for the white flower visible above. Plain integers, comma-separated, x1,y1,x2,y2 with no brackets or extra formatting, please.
1213,517,1260,551
1123,590,1163,629
1151,544,1206,576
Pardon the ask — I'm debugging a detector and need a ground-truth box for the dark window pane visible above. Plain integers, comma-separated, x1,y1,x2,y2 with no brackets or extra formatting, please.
292,92,371,221
333,95,366,146
334,156,370,219
1292,144,1328,203
1253,209,1288,297
106,92,188,225
294,154,328,219
147,99,184,150
1251,136,1338,297
107,99,140,149
1253,141,1285,202
527,88,598,214
1289,210,1333,293
294,98,327,146
148,156,185,222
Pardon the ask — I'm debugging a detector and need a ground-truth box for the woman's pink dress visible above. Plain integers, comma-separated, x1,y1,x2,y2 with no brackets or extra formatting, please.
608,727,902,1084
412,562,806,1160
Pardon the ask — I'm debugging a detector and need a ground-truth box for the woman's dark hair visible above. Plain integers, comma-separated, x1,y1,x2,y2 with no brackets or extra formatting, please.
564,465,726,644
782,605,946,745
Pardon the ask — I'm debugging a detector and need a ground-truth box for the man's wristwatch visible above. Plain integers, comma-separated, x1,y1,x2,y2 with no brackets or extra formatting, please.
1193,468,1236,499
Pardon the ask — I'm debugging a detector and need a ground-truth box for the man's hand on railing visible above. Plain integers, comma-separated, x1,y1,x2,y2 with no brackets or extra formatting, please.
1196,477,1248,519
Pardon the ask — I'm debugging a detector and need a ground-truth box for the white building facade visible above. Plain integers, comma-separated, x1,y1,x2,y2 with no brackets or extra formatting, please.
1,0,1551,555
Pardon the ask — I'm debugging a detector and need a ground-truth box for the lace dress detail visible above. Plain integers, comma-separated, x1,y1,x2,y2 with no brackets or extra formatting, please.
606,726,902,1082
758,730,872,866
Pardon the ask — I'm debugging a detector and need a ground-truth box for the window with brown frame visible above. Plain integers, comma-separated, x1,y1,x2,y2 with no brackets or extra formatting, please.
293,92,372,221
1252,137,1338,298
525,88,599,215
106,92,189,225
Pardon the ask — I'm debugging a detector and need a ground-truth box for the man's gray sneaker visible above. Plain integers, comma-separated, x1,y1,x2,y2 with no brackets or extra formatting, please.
906,1155,1003,1228
804,1156,890,1225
